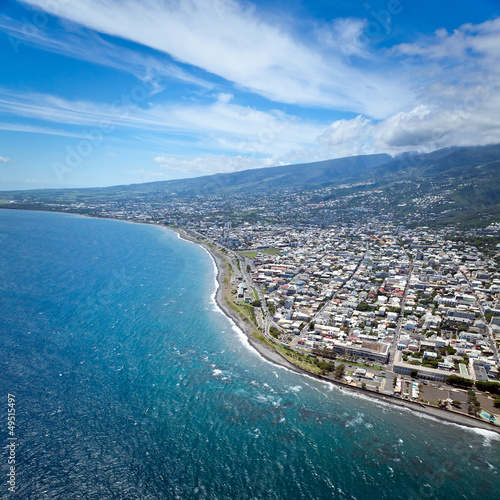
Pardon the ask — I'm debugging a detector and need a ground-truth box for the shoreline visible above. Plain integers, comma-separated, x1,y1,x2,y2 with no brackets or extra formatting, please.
172,226,500,436
2,208,499,435
171,227,306,375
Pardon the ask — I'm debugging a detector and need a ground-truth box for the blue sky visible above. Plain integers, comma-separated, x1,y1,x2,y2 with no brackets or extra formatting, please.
0,0,499,189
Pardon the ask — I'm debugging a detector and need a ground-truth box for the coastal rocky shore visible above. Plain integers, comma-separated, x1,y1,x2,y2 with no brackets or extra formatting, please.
173,227,500,435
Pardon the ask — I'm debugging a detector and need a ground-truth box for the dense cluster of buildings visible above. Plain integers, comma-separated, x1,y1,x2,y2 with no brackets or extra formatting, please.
215,221,500,386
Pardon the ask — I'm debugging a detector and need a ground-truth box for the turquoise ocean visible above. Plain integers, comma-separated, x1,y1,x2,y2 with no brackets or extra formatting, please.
0,209,499,499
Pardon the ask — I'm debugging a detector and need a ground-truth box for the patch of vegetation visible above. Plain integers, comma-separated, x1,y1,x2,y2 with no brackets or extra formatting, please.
446,374,474,388
475,380,500,395
356,301,371,311
334,363,346,379
252,331,275,349
239,248,281,259
467,390,481,416
269,325,280,339
277,346,335,376
238,302,258,327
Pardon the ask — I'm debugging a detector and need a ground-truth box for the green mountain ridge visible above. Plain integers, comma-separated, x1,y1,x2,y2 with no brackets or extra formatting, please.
1,144,500,228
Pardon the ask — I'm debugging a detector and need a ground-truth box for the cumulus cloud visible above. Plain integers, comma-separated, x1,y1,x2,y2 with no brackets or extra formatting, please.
318,16,500,156
318,96,500,157
0,156,13,163
317,115,373,156
394,17,500,63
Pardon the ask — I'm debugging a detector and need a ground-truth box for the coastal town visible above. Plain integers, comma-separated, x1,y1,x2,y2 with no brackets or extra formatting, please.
3,194,500,429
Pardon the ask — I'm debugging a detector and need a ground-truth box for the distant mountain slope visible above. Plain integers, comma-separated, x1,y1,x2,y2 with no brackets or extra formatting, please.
121,153,392,195
1,144,500,228
0,153,392,201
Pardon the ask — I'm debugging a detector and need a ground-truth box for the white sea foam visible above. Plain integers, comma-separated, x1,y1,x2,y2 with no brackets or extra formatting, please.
345,413,365,428
251,428,261,439
256,394,282,407
466,427,500,446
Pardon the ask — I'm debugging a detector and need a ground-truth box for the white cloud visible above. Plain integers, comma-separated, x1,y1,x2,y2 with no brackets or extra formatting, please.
153,153,283,178
318,16,500,156
394,17,500,64
0,156,13,163
0,15,212,91
4,4,500,179
317,115,373,157
18,0,412,118
318,95,500,156
320,17,368,57
0,122,87,138
0,89,326,156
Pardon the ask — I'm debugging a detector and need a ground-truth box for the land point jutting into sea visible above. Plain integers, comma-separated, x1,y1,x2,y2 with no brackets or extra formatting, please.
4,198,500,432
177,220,500,431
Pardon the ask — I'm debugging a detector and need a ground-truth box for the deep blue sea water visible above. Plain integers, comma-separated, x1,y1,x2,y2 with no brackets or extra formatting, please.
0,209,499,500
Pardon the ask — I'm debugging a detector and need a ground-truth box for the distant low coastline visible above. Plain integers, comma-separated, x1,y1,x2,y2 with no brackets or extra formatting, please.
171,225,500,436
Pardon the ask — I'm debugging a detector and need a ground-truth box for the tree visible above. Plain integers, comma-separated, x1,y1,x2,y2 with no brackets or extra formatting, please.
356,302,370,312
334,364,346,379
492,398,500,409
446,375,474,388
269,326,280,339
467,390,481,416
410,369,418,378
361,382,367,389
468,400,481,416
475,380,500,395
246,264,251,273
309,321,315,331
251,299,261,307
446,345,457,355
267,302,276,316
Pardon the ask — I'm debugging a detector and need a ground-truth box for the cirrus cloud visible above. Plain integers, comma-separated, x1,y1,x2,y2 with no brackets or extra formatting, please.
18,0,412,119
